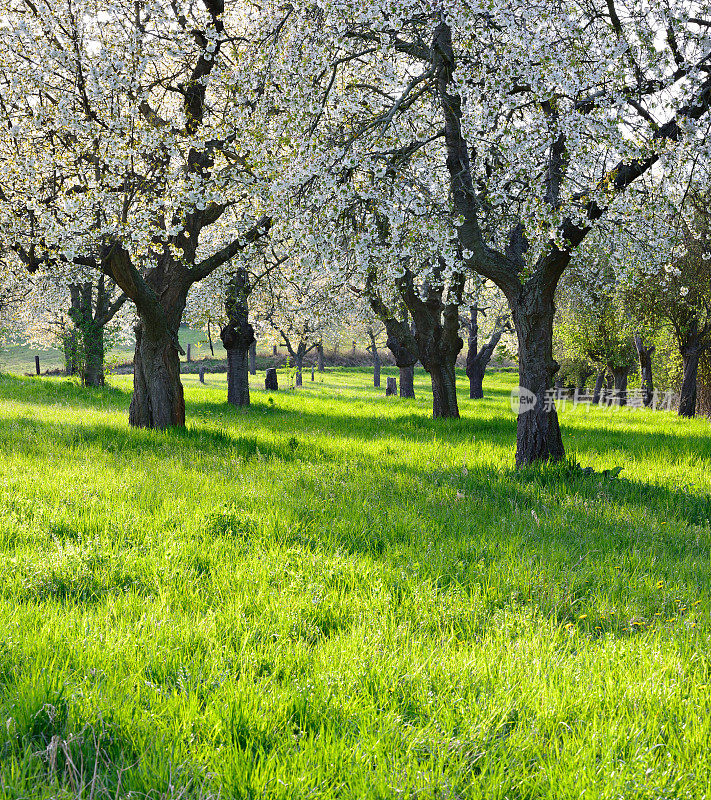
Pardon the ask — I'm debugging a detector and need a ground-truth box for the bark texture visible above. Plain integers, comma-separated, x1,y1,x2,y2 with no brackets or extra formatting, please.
265,368,278,390
634,334,655,407
592,369,606,405
221,269,255,408
129,322,185,428
399,365,415,399
610,366,630,406
510,284,564,467
466,305,509,399
368,330,381,388
680,339,702,417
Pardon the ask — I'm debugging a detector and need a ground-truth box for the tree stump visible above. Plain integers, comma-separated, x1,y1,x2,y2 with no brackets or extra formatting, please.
265,368,278,390
386,377,397,396
199,365,205,384
35,356,40,376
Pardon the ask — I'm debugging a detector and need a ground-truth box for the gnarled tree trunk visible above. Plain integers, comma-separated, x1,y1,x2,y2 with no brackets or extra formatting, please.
221,323,254,408
610,366,630,407
83,322,105,387
466,305,507,399
398,364,415,399
680,341,702,417
129,321,185,428
386,336,416,399
511,289,564,467
221,268,255,408
430,362,459,418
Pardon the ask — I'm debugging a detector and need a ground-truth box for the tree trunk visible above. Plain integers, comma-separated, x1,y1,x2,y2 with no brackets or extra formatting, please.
399,365,415,398
225,345,251,407
129,320,185,428
207,319,215,356
466,310,506,400
680,345,701,418
265,368,278,390
295,354,303,387
317,342,325,372
468,360,485,400
249,341,257,375
430,362,459,418
82,322,105,387
592,369,606,404
385,334,417,399
512,293,564,467
633,335,654,407
466,305,483,399
369,332,381,388
610,367,629,406
221,268,255,408
63,330,79,375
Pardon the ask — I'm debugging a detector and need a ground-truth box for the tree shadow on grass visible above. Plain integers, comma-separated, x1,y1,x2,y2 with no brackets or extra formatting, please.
2,404,710,640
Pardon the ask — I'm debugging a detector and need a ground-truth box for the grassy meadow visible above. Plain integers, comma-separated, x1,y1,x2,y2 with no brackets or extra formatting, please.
0,367,710,799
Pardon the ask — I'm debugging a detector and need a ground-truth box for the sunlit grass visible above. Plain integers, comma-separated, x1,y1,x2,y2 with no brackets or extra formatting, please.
0,367,710,798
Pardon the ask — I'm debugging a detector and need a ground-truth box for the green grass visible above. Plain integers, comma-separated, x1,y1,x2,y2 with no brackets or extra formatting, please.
0,367,710,799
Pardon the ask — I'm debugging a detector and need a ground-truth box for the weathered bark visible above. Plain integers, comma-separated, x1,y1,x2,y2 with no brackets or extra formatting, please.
129,321,185,428
221,268,255,408
592,369,606,405
384,333,417,399
610,366,630,406
430,362,459,418
633,335,655,407
221,324,254,408
63,285,82,375
399,364,415,399
511,289,564,467
249,341,257,375
66,277,123,387
396,267,464,419
466,305,508,399
83,322,105,388
368,330,381,388
265,368,278,390
680,342,702,417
